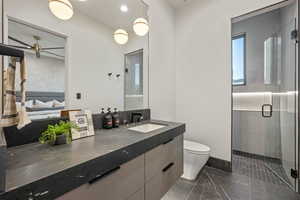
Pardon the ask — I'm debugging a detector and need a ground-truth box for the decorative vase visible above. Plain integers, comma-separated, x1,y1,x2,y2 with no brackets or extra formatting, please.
55,134,67,145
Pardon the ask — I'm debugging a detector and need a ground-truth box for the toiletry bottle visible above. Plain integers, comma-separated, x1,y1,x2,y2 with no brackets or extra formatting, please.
101,108,105,114
112,108,120,128
103,108,113,129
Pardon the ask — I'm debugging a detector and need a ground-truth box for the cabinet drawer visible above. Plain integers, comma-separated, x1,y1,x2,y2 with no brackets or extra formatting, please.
57,155,144,200
127,188,144,200
145,137,177,181
145,160,178,200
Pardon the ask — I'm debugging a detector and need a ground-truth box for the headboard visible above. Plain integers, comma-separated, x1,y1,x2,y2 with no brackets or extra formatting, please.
16,91,65,102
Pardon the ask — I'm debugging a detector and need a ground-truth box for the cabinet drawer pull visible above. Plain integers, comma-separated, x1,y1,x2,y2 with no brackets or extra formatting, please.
89,166,121,184
163,138,173,145
162,162,174,172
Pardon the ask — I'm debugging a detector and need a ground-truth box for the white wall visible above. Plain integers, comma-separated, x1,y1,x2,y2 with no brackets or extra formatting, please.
5,0,124,113
144,0,176,121
175,0,284,161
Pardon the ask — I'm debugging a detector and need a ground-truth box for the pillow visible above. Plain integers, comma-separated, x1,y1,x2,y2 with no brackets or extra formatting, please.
16,102,21,111
27,107,64,112
53,100,65,108
33,100,54,109
25,100,34,108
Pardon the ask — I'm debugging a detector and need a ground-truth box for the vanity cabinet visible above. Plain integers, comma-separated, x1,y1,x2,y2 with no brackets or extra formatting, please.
56,154,145,200
57,135,183,200
145,135,183,200
145,135,178,182
127,189,145,200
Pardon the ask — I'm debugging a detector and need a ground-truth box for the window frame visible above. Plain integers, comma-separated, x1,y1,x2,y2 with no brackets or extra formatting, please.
232,33,246,86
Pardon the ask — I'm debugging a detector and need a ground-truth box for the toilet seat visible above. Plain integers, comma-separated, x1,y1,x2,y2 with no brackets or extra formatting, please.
184,140,210,155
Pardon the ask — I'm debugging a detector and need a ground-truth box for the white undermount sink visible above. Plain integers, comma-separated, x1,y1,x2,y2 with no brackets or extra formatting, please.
128,123,166,133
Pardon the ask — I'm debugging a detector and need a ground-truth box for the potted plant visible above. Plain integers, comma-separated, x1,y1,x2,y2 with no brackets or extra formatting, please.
39,121,77,145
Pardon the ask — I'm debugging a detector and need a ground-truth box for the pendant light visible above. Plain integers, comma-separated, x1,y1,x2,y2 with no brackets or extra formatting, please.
133,18,149,36
49,0,74,20
114,29,129,45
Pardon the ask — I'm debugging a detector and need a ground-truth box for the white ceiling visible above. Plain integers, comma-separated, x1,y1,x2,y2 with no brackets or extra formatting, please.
166,0,193,8
71,0,148,32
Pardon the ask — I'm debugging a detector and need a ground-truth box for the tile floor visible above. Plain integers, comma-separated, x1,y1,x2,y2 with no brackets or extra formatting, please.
233,150,292,187
162,154,300,200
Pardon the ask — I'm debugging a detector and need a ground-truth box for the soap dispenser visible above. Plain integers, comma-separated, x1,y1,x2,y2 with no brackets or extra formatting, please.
112,108,120,128
103,108,113,129
101,108,105,114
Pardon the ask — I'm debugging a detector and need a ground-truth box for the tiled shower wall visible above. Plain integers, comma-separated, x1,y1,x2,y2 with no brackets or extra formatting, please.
232,10,282,159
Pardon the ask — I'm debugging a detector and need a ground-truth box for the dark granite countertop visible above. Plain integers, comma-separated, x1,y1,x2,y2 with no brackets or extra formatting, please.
0,120,185,200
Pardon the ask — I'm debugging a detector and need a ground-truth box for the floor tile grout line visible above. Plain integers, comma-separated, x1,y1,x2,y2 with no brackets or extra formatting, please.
205,170,230,200
218,184,232,200
184,173,204,200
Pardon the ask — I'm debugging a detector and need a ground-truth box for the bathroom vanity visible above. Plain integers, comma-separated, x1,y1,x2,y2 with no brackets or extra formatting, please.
0,0,187,199
0,120,185,200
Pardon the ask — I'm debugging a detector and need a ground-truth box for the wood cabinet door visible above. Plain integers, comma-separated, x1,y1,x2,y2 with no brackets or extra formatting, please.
56,155,145,200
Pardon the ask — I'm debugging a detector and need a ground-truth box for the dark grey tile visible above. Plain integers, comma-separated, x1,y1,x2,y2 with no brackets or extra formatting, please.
162,154,300,200
263,159,292,187
250,179,300,200
162,178,197,200
206,167,251,200
232,154,286,186
187,171,225,200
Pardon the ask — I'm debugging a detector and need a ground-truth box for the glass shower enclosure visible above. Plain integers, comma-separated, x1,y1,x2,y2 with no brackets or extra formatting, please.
232,0,298,191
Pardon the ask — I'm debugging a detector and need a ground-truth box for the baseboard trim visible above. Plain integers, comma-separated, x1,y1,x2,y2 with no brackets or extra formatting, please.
206,157,232,172
233,150,281,164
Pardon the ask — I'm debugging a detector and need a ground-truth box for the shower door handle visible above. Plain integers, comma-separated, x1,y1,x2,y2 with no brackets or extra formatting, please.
262,104,273,118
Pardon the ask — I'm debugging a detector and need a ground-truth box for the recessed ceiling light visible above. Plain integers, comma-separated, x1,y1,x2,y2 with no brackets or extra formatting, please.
78,0,88,2
120,5,128,13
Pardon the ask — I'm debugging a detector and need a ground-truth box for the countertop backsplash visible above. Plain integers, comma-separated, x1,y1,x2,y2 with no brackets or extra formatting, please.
3,109,150,148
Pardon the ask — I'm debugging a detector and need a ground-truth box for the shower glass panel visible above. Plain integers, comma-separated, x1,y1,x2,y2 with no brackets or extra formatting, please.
272,17,298,189
232,2,298,191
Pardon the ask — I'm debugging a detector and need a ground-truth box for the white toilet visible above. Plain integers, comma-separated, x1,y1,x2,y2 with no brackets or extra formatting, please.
181,140,210,181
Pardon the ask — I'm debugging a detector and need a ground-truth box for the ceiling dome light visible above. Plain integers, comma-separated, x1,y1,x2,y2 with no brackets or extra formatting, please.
114,29,128,45
49,0,74,20
120,5,128,13
133,18,149,36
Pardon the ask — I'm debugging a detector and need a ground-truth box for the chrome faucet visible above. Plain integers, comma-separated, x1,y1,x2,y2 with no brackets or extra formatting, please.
131,112,143,123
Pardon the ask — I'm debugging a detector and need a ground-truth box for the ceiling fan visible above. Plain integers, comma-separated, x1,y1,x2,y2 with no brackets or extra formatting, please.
8,35,64,58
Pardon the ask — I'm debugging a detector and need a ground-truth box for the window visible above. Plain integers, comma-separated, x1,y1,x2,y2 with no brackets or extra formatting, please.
134,64,140,87
232,34,246,86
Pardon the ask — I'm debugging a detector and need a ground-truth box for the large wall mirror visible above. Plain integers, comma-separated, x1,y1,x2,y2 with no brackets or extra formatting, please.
2,0,149,121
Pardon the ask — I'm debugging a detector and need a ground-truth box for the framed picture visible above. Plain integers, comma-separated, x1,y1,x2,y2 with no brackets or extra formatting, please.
68,110,95,140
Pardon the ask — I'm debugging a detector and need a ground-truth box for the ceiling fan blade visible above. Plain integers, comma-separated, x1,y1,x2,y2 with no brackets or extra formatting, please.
41,47,65,50
41,50,64,58
8,36,33,48
6,45,31,50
